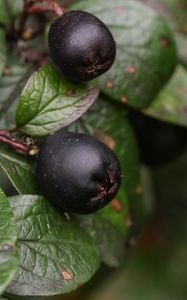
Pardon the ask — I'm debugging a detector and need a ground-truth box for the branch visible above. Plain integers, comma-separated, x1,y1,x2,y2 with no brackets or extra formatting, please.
27,0,65,16
0,130,38,156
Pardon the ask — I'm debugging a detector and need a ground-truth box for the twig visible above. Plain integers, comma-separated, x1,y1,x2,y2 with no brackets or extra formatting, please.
19,0,65,38
27,0,65,16
0,130,38,155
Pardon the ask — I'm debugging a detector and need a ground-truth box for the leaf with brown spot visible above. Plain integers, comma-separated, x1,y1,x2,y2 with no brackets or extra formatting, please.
138,0,187,72
0,145,38,194
144,66,187,127
72,0,177,108
139,0,187,33
0,189,19,295
16,63,99,136
7,195,100,296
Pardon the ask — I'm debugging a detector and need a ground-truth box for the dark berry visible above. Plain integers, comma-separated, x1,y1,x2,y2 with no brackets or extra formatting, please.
48,10,116,82
36,132,121,214
130,111,187,167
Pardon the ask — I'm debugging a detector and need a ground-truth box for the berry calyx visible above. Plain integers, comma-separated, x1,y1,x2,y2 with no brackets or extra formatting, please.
36,132,121,214
48,10,116,82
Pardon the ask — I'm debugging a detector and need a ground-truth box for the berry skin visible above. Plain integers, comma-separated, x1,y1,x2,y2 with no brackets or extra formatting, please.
48,10,116,82
36,132,121,214
130,111,187,166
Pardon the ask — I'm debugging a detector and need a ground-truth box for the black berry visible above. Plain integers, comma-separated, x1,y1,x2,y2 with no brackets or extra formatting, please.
48,10,116,82
36,132,121,214
130,111,187,166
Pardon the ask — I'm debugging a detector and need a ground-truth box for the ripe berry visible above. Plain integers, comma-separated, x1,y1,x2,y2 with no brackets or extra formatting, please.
36,132,121,214
48,10,116,82
130,111,187,166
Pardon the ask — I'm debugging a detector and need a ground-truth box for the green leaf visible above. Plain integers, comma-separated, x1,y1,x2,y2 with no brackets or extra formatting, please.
144,65,187,127
0,189,18,295
77,179,129,267
16,64,99,136
139,0,187,33
176,34,187,67
0,59,30,108
139,0,187,68
7,195,100,296
77,214,126,268
0,56,31,129
68,96,146,264
0,29,7,77
0,1,11,25
0,0,22,23
72,0,177,108
0,296,10,300
0,145,38,194
7,0,23,18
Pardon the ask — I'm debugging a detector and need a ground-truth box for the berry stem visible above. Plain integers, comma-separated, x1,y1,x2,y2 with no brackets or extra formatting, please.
47,0,65,16
0,135,29,154
0,129,38,155
0,130,11,137
27,0,65,16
